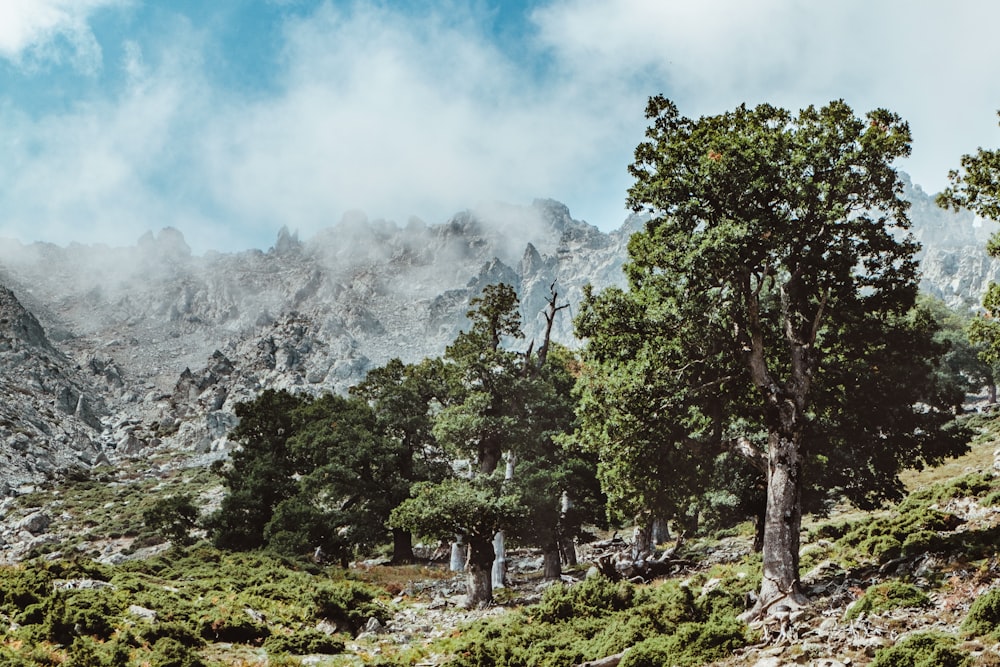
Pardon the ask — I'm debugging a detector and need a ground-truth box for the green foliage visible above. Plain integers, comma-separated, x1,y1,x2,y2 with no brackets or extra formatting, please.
534,577,639,622
147,637,206,667
263,628,346,655
43,587,124,643
444,577,748,667
143,493,199,546
574,96,969,610
210,378,449,562
938,114,1000,391
869,632,970,667
963,587,1000,639
208,388,305,550
837,506,958,562
390,477,525,545
620,616,747,667
0,547,372,666
844,581,931,620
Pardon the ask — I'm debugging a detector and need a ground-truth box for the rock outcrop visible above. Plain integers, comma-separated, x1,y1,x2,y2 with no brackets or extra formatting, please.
0,186,995,491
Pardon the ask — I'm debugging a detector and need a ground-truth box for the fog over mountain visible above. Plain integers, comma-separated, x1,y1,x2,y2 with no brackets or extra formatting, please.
0,185,995,493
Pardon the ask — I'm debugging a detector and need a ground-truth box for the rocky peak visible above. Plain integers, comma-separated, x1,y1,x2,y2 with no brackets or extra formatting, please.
271,226,302,256
138,227,192,261
0,285,53,353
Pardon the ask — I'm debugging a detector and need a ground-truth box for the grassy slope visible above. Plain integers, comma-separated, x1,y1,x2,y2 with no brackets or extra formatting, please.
1,415,999,665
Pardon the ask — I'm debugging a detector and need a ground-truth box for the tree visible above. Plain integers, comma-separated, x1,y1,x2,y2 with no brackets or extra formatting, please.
508,343,607,579
435,283,528,475
938,117,1000,402
208,389,305,550
390,478,525,606
577,97,968,616
276,393,394,566
429,283,538,601
351,357,451,562
143,494,200,546
209,385,445,565
916,294,994,408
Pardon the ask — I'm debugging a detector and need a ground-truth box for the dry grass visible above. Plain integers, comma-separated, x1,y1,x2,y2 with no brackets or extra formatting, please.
900,413,1000,491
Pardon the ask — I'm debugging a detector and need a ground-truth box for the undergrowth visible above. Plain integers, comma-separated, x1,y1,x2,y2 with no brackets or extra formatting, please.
0,545,385,666
400,572,755,667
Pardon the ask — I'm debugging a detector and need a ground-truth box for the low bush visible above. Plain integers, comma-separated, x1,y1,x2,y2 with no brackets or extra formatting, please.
869,632,970,667
963,587,1000,640
844,581,931,621
620,615,747,667
263,628,346,655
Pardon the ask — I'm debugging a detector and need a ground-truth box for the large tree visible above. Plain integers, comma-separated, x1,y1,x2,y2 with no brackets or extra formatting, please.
351,357,451,562
209,389,305,550
938,115,1000,399
577,97,968,616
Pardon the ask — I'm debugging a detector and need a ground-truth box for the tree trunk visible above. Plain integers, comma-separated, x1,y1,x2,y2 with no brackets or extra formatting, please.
492,531,507,589
748,424,809,618
543,541,562,580
465,534,495,607
752,503,766,553
490,452,516,589
391,528,414,564
631,520,653,560
651,517,670,545
450,537,467,572
990,383,997,404
560,537,577,566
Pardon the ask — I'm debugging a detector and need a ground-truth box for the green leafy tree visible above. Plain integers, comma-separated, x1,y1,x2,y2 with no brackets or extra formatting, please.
208,389,305,550
143,494,200,546
916,294,993,408
939,115,1000,402
209,383,446,564
389,477,525,606
509,344,607,579
394,285,594,601
351,357,451,562
577,97,968,616
277,392,407,565
435,282,529,474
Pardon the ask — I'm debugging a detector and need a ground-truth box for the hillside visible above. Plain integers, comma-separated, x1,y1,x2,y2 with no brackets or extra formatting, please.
0,185,996,495
0,412,997,666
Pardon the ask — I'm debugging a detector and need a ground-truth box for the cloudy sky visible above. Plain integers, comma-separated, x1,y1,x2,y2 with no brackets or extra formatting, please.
1,0,999,253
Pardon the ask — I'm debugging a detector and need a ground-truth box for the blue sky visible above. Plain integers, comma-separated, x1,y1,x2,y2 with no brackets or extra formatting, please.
2,1,1000,253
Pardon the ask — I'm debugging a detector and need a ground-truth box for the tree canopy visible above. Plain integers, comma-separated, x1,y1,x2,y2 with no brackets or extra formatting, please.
574,96,968,614
939,115,1000,388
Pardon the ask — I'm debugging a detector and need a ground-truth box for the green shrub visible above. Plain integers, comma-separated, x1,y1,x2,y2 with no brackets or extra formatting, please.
963,587,1000,639
263,628,346,655
197,606,269,644
620,615,747,667
535,577,637,622
310,580,387,632
43,588,124,643
147,637,206,667
869,632,970,667
844,581,930,621
902,530,943,556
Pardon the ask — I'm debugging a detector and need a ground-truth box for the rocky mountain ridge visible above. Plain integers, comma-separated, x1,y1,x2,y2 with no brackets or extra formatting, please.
0,186,996,492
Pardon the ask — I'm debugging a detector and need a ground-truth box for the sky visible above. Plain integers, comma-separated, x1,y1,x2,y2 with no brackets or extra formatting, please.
1,0,1000,254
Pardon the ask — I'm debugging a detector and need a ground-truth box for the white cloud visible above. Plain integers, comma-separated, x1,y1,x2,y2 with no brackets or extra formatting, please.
196,2,637,241
4,1,1000,253
0,0,124,72
532,0,1000,194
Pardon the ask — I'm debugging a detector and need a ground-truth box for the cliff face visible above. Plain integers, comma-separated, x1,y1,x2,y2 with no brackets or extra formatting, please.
0,188,994,490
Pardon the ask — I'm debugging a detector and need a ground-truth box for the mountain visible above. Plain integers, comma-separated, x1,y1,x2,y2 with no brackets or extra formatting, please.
0,187,995,492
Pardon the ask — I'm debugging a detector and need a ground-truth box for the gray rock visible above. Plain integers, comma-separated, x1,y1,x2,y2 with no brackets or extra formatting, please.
16,511,51,535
